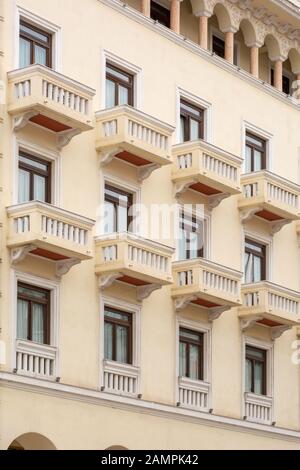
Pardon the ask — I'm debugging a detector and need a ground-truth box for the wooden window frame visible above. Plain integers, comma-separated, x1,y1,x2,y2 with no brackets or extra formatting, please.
245,132,266,172
179,210,204,260
104,183,133,232
17,282,50,345
19,151,51,203
106,62,134,107
104,306,133,364
244,238,266,282
180,99,204,142
150,1,170,28
246,345,267,395
179,327,204,381
20,20,52,68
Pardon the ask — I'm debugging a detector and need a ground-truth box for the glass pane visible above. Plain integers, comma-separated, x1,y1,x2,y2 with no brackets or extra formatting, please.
106,65,131,83
116,325,128,363
253,256,262,282
189,344,200,380
20,24,49,43
245,146,252,173
34,45,47,65
188,231,199,259
105,79,115,108
244,252,252,283
245,358,252,392
19,155,48,171
254,150,262,171
104,308,129,322
119,85,129,106
19,38,31,67
190,118,200,141
178,228,187,260
18,169,30,203
247,346,265,360
17,299,28,340
31,303,45,343
118,205,128,232
104,322,113,360
179,342,187,377
245,240,264,255
180,116,185,143
17,284,48,300
33,174,46,201
103,201,116,234
180,102,202,119
254,362,264,394
246,134,264,149
180,329,201,342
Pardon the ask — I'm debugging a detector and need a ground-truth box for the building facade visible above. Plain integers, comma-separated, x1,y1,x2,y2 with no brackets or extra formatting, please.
1,0,300,450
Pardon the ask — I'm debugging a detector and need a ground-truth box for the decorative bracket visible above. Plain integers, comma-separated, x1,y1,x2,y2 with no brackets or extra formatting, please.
239,207,258,223
173,295,198,311
137,163,160,182
208,306,229,322
56,258,80,277
240,315,264,331
207,193,230,210
174,179,197,198
99,147,121,167
271,324,292,340
98,273,121,289
57,129,81,150
11,244,35,265
270,219,291,235
13,111,39,131
137,283,161,301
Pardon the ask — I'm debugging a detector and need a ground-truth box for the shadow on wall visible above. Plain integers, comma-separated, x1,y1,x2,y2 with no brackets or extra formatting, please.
7,432,56,450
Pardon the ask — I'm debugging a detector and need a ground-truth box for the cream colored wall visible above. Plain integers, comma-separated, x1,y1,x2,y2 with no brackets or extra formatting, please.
1,0,300,449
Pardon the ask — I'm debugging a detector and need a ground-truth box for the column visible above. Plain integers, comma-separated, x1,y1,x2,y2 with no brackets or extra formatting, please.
141,0,150,17
225,31,234,64
250,46,259,78
274,59,283,92
198,16,209,50
170,0,181,34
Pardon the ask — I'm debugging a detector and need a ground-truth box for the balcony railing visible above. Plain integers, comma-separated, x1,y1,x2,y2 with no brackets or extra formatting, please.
244,392,273,425
172,140,242,205
96,106,174,177
178,377,210,412
239,282,300,333
239,171,300,227
102,360,139,397
172,258,242,316
7,201,94,266
15,339,57,380
8,65,95,142
95,233,173,295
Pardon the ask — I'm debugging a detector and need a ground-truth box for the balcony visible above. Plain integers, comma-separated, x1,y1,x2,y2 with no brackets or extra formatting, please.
15,339,57,380
244,392,273,425
172,140,242,208
95,105,174,180
95,232,174,300
101,360,139,397
239,282,300,338
7,201,95,275
172,258,242,320
238,171,300,233
178,377,210,412
7,65,95,148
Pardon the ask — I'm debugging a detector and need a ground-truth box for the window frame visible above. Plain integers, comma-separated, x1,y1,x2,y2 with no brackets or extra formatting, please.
104,183,134,234
180,99,204,143
18,151,52,204
176,88,212,144
209,27,239,66
179,327,204,381
242,122,273,173
245,345,267,396
178,209,205,260
150,1,171,28
245,132,267,172
19,19,52,68
244,238,267,284
106,62,134,108
104,306,133,365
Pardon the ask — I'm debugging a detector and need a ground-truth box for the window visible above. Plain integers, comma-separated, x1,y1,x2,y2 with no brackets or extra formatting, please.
179,328,204,381
17,282,50,345
245,132,266,173
19,21,52,68
104,184,133,233
212,35,225,58
245,345,266,395
244,239,266,283
180,100,204,143
179,211,204,260
106,63,134,108
150,1,170,28
18,152,51,204
271,69,292,95
104,306,132,364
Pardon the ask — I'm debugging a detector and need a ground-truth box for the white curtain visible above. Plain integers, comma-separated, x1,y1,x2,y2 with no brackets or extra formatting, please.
31,303,44,343
19,38,30,68
34,45,46,66
104,322,113,360
17,299,28,340
116,325,128,363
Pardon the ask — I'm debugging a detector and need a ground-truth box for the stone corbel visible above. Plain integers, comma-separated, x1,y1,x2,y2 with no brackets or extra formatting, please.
98,273,121,289
207,193,230,210
137,163,160,182
56,258,80,277
208,306,228,322
11,244,35,265
137,283,161,301
240,315,264,331
239,207,258,223
13,111,38,131
99,147,121,167
271,324,292,340
174,295,197,311
57,129,81,150
270,219,291,235
174,179,197,198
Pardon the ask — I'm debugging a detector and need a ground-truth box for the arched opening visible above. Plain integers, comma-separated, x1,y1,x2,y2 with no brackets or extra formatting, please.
238,19,258,73
260,34,282,86
7,433,56,450
208,3,237,64
105,445,129,450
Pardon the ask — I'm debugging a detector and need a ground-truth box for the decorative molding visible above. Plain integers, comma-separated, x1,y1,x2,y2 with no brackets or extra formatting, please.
56,129,81,150
174,295,198,311
207,193,231,210
55,258,81,277
174,179,197,197
13,112,38,131
136,283,161,301
271,324,292,339
208,306,229,321
99,148,121,166
10,245,35,265
241,315,264,331
98,273,121,289
270,219,292,234
137,163,160,182
239,207,259,223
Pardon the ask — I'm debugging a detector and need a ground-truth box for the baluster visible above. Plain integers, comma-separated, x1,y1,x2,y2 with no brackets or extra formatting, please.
34,355,39,373
59,88,64,104
70,93,75,110
45,359,50,376
17,352,22,370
